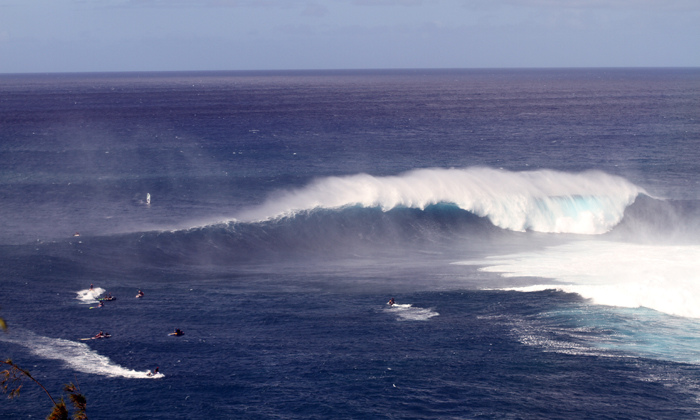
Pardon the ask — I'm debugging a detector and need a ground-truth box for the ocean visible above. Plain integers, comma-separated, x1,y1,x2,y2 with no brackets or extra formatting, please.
1,68,699,419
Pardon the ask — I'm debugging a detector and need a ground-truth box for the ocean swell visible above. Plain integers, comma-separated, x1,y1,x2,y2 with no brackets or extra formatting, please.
236,167,643,234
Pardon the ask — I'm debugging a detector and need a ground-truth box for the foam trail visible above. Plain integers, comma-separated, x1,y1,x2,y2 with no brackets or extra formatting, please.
387,304,439,321
76,287,105,304
0,329,162,379
236,167,643,234
455,241,700,318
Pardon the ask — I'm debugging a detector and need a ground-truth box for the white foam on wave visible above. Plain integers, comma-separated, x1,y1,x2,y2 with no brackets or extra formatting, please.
455,240,700,318
0,329,161,379
236,167,642,234
76,287,105,304
387,303,439,321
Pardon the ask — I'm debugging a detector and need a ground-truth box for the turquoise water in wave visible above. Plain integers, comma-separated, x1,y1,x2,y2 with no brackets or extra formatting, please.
1,68,700,419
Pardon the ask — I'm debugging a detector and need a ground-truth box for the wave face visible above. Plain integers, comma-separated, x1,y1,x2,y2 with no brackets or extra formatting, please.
80,168,654,269
236,168,643,235
105,204,492,268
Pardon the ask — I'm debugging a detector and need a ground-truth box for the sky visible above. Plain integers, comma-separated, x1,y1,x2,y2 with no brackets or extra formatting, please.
0,0,699,73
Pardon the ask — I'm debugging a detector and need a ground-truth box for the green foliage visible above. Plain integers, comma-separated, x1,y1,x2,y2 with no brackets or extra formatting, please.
1,359,33,401
47,401,69,420
1,359,88,420
64,383,88,420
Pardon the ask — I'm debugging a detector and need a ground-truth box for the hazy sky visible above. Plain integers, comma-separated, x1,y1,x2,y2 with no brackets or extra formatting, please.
1,0,698,73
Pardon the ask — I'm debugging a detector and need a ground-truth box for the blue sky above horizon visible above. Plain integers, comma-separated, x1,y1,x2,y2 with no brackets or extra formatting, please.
0,0,698,73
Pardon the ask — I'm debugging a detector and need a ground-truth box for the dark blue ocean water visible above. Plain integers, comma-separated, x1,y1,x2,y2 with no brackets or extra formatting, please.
1,68,700,419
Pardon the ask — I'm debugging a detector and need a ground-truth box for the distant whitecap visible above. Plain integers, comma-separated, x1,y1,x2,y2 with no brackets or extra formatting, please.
387,303,439,321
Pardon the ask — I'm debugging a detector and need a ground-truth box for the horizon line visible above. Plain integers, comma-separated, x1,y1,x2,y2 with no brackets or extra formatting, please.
2,65,699,77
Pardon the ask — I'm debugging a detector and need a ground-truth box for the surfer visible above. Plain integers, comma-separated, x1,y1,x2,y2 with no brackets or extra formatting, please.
101,293,115,301
387,298,395,306
81,331,110,340
89,301,104,309
89,284,94,291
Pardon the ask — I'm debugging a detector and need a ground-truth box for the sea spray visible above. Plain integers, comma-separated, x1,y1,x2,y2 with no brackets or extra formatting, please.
455,241,700,318
386,303,440,321
76,287,106,304
236,167,643,234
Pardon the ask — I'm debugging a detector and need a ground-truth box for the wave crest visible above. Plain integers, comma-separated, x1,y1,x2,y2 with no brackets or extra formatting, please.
238,167,643,234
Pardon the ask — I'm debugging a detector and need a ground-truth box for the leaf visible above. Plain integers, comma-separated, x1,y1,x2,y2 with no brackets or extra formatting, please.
47,400,69,420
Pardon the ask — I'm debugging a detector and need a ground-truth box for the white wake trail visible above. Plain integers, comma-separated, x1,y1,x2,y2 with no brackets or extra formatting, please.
0,330,161,379
386,303,439,321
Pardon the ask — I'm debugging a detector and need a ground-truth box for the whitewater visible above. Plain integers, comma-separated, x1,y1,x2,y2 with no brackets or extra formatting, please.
458,241,700,318
0,329,163,379
236,167,643,234
2,68,700,419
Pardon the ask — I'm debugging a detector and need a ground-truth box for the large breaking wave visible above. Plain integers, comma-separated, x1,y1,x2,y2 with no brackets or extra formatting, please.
235,167,643,235
71,167,677,271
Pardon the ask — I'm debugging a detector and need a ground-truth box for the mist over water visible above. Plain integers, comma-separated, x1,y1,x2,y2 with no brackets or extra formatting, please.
237,167,643,234
2,69,700,419
450,186,700,320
